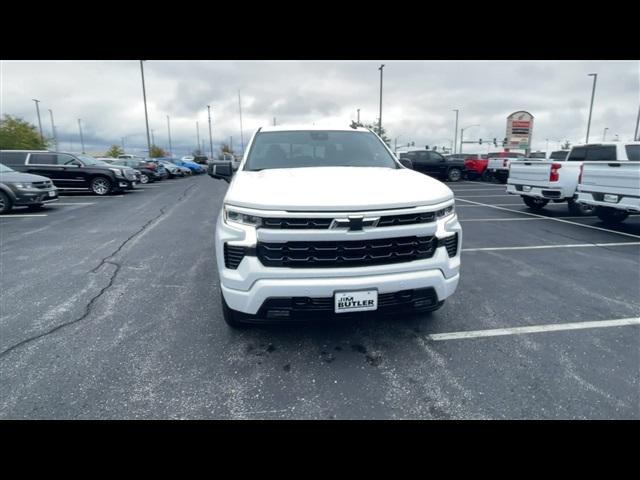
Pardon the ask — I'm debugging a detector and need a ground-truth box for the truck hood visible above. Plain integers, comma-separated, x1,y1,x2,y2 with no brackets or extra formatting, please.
224,167,453,211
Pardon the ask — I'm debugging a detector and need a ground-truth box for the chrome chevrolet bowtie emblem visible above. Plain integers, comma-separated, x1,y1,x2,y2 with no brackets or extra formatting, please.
330,215,380,231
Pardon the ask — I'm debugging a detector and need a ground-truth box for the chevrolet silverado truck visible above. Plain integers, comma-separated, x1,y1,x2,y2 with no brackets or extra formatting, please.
507,142,639,215
485,151,525,183
208,125,462,328
577,160,640,224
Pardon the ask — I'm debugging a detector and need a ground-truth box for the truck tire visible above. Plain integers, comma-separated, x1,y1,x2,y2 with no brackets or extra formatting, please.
522,196,548,210
447,168,462,182
567,199,595,216
221,291,249,329
480,170,491,182
0,191,12,214
90,176,113,196
595,206,629,224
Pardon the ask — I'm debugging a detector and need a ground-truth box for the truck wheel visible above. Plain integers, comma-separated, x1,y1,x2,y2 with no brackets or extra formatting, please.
447,168,462,182
221,291,249,329
522,196,548,210
595,206,629,224
567,199,595,216
139,173,149,184
90,176,112,196
480,170,491,182
0,191,12,214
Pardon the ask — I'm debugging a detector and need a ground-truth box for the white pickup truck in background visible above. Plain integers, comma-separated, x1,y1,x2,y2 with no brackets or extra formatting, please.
577,161,640,224
506,142,640,215
485,152,525,183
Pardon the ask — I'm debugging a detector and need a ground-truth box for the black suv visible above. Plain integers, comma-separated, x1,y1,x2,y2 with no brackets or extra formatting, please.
398,150,465,182
0,150,138,195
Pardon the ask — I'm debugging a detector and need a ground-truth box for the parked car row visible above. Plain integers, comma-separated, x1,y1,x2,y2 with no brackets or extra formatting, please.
0,150,204,214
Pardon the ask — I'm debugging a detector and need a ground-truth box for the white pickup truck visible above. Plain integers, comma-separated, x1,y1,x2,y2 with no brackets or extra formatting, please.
486,152,525,183
577,161,640,224
507,142,640,215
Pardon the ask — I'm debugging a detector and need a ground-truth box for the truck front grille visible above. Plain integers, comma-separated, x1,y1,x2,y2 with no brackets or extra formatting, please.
259,212,435,229
438,233,459,257
256,235,437,268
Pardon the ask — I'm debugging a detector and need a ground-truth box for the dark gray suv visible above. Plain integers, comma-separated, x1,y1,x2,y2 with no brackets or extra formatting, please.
0,163,59,214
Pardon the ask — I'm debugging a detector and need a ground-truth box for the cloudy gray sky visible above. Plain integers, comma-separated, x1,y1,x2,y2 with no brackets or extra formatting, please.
1,60,638,156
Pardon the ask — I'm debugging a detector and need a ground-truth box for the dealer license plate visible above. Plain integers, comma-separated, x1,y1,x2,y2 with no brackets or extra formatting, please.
334,290,378,314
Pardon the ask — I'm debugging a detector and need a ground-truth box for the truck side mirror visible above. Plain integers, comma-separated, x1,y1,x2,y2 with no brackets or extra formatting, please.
208,161,233,183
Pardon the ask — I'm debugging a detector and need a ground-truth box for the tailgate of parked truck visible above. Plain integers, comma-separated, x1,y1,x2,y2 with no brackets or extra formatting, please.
508,161,552,186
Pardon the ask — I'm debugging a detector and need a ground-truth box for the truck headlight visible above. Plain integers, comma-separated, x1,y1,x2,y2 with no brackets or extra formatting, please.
224,205,263,227
436,204,455,218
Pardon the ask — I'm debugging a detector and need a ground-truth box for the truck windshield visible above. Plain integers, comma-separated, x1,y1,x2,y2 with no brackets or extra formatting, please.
244,130,398,171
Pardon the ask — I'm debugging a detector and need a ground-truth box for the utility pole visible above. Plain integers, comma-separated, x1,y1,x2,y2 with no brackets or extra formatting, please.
78,118,85,153
545,138,549,152
196,121,200,153
357,109,360,124
586,73,598,143
238,90,244,154
273,117,276,126
140,60,152,156
378,64,385,136
48,109,58,151
207,105,214,159
230,136,233,153
32,99,44,144
167,115,172,156
121,137,126,153
452,109,459,154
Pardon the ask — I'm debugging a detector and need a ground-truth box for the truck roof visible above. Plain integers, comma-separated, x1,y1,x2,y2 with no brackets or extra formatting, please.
258,124,371,133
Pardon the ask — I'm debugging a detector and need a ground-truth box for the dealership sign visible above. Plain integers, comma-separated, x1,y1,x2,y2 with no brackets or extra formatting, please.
506,111,534,151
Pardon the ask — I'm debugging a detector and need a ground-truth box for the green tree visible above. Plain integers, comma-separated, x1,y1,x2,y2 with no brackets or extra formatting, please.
218,143,234,159
561,140,571,150
149,144,167,158
0,114,48,149
104,145,124,158
365,119,391,146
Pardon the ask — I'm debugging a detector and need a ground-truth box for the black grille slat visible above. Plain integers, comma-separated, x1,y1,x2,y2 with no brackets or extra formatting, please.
438,233,459,258
224,244,247,269
257,236,436,268
260,212,436,229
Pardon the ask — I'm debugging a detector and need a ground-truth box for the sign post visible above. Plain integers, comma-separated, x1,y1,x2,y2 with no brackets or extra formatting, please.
506,111,534,156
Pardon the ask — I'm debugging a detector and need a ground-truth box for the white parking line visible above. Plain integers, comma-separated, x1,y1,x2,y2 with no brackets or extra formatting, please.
456,198,640,240
462,242,640,252
456,204,523,207
54,202,96,206
427,317,640,341
59,195,124,198
459,216,609,222
456,194,511,198
450,188,507,192
0,214,48,218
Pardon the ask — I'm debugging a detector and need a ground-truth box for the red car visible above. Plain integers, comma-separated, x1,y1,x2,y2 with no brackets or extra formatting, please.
463,153,489,180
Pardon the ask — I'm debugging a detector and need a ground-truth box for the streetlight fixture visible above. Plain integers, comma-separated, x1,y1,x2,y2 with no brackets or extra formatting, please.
32,99,44,144
140,60,152,157
459,124,480,154
586,73,598,143
378,65,385,137
452,109,459,154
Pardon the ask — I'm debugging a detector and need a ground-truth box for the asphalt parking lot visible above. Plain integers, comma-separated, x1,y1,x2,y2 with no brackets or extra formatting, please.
0,176,638,419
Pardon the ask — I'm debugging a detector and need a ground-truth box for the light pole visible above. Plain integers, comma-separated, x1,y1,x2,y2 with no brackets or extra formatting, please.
545,138,549,153
586,73,598,143
459,124,480,154
634,103,640,141
357,109,360,124
121,137,126,153
78,118,85,154
196,121,200,153
207,105,214,159
378,64,385,137
32,99,44,144
602,127,609,141
140,60,152,157
394,136,401,153
166,115,172,156
48,109,58,151
452,109,459,154
151,129,155,146
238,90,244,155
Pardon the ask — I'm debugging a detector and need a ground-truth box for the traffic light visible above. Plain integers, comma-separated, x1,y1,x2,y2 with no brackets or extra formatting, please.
479,138,482,145
493,138,497,147
503,137,508,146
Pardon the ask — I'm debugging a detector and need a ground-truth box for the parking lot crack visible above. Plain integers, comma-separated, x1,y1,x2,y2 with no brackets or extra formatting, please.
0,183,197,360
